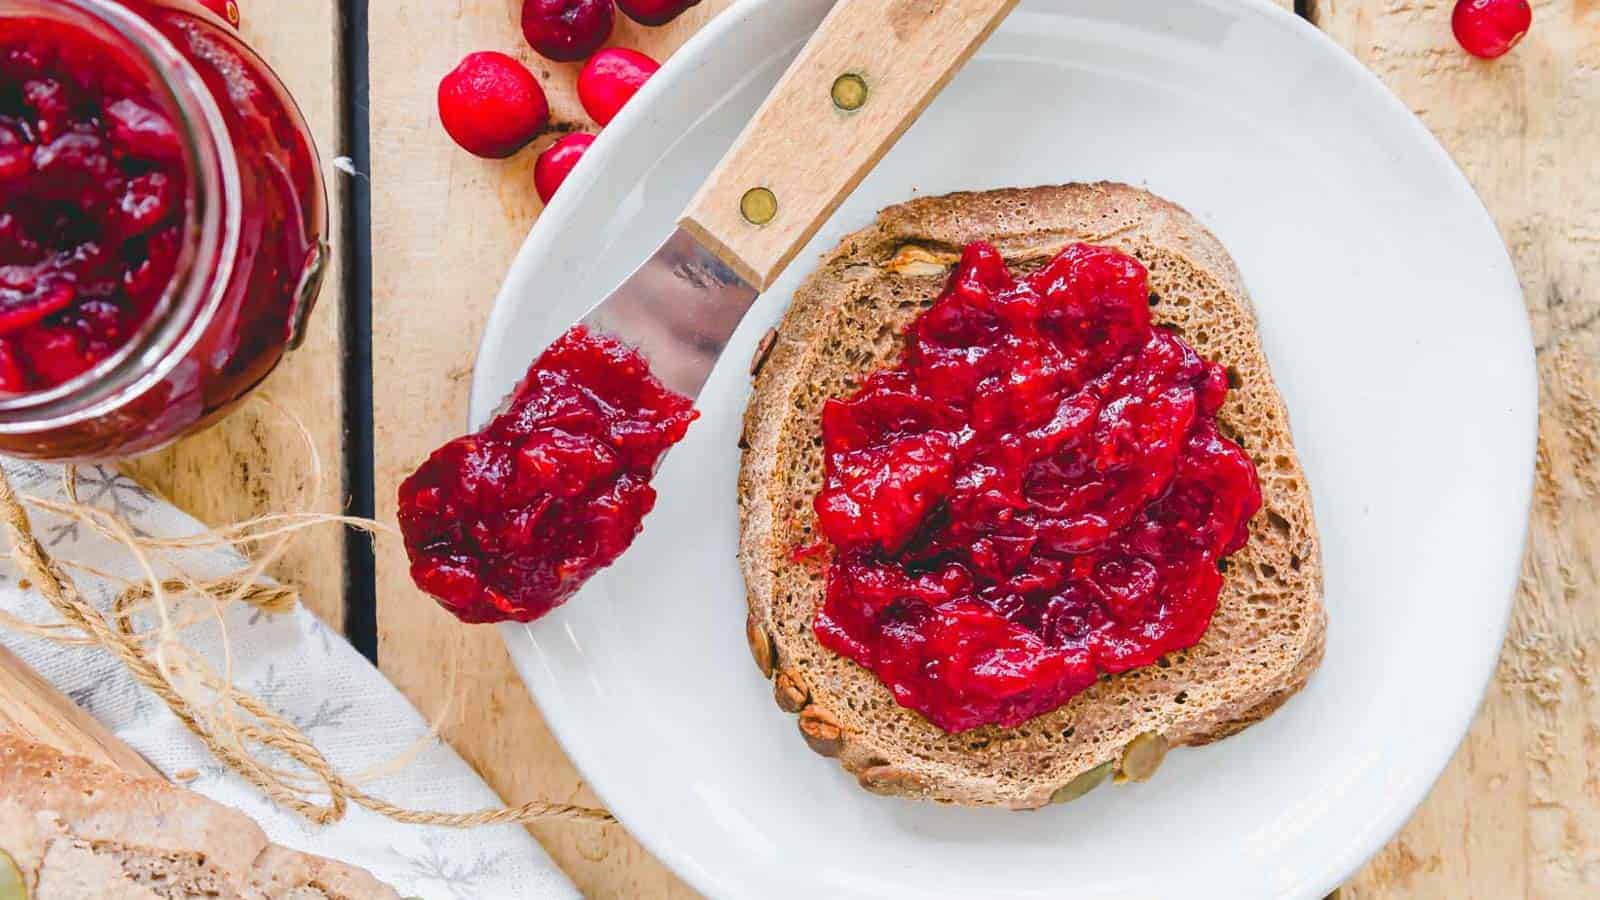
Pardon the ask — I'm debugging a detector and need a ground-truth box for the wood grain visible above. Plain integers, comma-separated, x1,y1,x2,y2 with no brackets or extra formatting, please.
368,1,1590,896
0,644,159,778
123,1,348,632
1308,1,1600,897
680,0,1017,289
369,4,730,896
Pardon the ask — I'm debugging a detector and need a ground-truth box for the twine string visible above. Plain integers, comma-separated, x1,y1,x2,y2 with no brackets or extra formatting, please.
0,401,613,828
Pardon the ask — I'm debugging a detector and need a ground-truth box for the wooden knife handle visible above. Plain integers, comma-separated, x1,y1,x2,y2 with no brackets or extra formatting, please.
0,642,160,778
679,0,1017,290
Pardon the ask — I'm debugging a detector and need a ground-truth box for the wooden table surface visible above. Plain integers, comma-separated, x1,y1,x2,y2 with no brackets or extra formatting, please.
137,0,1599,896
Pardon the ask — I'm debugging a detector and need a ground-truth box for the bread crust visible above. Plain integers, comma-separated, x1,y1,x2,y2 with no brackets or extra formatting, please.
737,183,1325,808
0,731,400,898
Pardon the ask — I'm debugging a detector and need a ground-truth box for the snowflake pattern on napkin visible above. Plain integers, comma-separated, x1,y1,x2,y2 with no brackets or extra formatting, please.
0,461,578,899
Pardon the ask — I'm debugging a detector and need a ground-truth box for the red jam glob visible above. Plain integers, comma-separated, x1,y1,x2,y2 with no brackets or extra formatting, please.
399,326,697,624
0,1,326,459
812,243,1261,733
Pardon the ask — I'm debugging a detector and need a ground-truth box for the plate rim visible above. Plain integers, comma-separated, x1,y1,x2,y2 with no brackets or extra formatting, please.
474,0,1538,896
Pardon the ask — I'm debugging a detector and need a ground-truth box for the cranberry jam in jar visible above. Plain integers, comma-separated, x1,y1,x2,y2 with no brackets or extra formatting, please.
0,0,326,459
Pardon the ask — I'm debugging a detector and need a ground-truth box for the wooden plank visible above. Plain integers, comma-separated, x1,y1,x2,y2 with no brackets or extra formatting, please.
1306,1,1600,897
123,2,348,632
372,1,1591,895
0,644,160,778
369,5,730,896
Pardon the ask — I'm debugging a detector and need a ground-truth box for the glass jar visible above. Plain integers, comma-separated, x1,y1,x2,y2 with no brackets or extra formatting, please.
0,0,326,459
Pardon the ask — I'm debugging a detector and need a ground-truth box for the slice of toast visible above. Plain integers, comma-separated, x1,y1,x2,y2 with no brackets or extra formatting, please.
737,183,1324,809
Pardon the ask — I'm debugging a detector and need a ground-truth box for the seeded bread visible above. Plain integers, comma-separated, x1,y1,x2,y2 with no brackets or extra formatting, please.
0,731,401,898
737,183,1324,809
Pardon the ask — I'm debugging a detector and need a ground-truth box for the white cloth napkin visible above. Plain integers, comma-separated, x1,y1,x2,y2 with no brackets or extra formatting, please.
0,460,578,899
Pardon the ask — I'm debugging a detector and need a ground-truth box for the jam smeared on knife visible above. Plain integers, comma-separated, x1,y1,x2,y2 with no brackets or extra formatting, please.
399,326,697,623
812,243,1261,733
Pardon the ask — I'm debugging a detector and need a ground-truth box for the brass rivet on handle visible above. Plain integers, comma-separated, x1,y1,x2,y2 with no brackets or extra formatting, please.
741,187,777,225
831,72,868,111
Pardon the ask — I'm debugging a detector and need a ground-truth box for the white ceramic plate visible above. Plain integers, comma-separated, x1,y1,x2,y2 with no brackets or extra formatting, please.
472,2,1536,897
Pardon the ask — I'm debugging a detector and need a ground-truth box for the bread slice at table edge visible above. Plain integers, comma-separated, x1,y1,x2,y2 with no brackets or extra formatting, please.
0,730,400,897
736,182,1325,809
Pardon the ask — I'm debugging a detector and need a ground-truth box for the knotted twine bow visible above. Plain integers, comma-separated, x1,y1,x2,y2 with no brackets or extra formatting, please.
0,400,613,829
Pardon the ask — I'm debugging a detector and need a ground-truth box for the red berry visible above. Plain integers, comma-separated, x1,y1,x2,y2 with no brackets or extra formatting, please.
616,0,702,27
521,0,614,63
437,52,550,159
197,0,240,28
1452,0,1531,59
577,48,659,126
535,133,596,203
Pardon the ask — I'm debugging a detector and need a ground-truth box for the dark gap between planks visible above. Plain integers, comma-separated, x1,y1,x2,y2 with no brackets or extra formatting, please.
340,0,378,663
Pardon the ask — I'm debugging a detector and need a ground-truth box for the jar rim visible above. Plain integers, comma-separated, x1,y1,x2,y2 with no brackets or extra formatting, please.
0,0,242,431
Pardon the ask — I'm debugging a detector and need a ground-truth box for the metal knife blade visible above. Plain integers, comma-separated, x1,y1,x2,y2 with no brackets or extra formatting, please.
555,0,1016,402
578,228,758,400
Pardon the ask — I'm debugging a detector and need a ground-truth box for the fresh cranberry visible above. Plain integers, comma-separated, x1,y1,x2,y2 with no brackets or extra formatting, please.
196,0,240,29
811,242,1261,732
534,132,595,203
616,0,702,26
437,51,550,159
521,0,614,63
577,47,659,125
1452,0,1531,59
0,25,189,391
398,326,698,624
